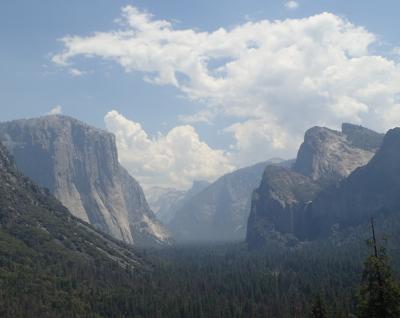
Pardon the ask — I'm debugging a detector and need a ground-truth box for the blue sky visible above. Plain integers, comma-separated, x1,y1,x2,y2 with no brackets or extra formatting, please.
1,0,400,189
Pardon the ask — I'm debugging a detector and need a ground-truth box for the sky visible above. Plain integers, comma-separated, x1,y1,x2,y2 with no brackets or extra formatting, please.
1,0,400,189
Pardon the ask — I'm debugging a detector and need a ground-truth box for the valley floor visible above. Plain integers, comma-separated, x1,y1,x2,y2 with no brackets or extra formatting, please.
3,235,399,318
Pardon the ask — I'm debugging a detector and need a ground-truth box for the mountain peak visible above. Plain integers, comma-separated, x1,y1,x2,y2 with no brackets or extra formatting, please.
293,125,378,183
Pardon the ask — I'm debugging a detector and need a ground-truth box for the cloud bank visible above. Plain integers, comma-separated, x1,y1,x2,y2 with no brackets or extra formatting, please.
54,6,400,187
105,110,234,189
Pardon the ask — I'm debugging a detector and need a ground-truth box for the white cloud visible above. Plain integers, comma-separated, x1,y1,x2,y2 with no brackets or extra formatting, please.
178,109,214,124
104,110,234,189
47,105,63,115
225,119,301,166
69,68,85,77
285,1,299,10
53,6,400,169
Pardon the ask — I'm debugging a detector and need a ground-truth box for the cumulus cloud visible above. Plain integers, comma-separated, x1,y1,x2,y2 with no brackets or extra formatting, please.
53,6,400,169
47,105,63,115
285,1,299,10
225,119,301,166
104,110,234,189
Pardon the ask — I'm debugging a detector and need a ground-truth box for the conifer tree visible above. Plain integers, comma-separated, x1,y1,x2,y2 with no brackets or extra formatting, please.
357,219,400,318
311,293,327,318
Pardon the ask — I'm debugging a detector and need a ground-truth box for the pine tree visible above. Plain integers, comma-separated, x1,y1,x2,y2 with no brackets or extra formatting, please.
357,219,400,318
311,293,327,318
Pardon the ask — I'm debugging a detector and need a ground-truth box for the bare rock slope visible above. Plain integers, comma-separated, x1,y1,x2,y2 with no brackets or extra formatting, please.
292,124,382,184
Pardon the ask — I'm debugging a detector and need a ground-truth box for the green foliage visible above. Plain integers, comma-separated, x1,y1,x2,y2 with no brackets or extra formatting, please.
0,240,364,318
358,245,400,318
311,294,328,318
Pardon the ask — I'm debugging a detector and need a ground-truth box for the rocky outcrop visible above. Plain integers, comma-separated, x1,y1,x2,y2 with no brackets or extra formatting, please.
169,159,290,243
292,124,382,184
0,115,171,246
247,124,383,247
246,166,320,247
304,127,400,239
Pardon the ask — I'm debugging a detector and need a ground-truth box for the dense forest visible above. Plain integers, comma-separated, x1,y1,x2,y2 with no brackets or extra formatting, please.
1,232,399,318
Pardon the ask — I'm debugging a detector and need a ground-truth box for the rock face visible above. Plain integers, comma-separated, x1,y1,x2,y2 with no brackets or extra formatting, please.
169,159,291,243
146,180,209,225
305,127,400,239
292,124,382,184
246,166,320,247
0,115,170,246
247,124,383,247
341,123,384,151
0,141,142,267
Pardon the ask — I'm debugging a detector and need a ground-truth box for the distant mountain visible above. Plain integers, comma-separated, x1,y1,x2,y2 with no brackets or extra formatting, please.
169,159,292,243
146,180,210,225
0,115,171,246
247,124,384,247
146,187,186,224
185,180,213,202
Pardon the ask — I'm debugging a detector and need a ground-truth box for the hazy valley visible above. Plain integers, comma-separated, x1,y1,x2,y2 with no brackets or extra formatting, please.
2,2,400,317
1,114,400,317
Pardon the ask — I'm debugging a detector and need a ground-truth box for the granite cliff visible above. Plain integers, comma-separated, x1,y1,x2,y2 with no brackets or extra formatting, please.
305,127,400,239
0,140,142,267
292,124,382,184
247,124,384,247
246,166,320,247
0,115,170,246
